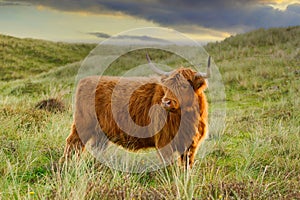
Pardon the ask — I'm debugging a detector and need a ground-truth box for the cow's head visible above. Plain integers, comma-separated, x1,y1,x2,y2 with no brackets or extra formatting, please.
146,54,210,112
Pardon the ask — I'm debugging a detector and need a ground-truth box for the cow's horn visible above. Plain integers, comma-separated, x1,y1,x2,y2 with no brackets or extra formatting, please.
146,53,172,76
196,56,211,78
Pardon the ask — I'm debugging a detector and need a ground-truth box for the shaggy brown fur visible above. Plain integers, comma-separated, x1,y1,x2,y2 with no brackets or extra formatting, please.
62,68,208,167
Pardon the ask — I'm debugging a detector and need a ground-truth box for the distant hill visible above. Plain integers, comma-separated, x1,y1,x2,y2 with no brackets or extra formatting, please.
1,26,299,82
208,26,300,48
0,34,95,81
205,26,299,80
206,26,300,64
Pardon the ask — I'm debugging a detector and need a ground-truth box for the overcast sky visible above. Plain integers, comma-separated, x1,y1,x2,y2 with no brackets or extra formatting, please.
0,0,299,43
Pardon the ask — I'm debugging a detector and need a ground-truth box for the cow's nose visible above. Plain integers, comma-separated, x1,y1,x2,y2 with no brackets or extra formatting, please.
162,98,176,108
162,99,171,107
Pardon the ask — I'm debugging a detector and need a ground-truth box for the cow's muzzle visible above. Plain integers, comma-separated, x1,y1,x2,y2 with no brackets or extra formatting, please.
161,97,179,112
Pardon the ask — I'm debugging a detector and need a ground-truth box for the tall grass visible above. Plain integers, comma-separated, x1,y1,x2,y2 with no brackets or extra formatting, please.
0,26,299,199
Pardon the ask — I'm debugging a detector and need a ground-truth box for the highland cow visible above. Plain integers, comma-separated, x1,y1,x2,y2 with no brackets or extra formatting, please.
62,54,210,167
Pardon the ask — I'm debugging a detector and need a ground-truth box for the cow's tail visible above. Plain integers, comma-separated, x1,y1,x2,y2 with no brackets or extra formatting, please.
60,123,85,163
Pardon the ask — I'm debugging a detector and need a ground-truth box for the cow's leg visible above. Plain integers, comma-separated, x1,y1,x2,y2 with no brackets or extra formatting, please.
60,123,85,163
156,147,174,166
155,138,175,166
186,142,200,167
185,130,206,167
88,125,109,154
180,151,189,168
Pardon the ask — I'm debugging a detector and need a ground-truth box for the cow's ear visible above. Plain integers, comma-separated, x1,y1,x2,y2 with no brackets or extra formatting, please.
193,77,207,92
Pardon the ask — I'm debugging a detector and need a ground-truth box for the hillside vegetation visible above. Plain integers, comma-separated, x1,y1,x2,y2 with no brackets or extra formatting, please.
0,34,95,81
0,26,299,199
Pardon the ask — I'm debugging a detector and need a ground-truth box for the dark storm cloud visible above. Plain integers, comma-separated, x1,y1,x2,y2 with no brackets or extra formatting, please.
88,32,171,43
114,35,170,43
89,32,111,38
11,0,300,32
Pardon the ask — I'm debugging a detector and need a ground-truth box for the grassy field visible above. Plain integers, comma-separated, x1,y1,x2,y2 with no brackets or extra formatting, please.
0,26,299,199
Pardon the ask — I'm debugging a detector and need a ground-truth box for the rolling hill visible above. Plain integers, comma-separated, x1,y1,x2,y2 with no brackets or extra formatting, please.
0,34,95,81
